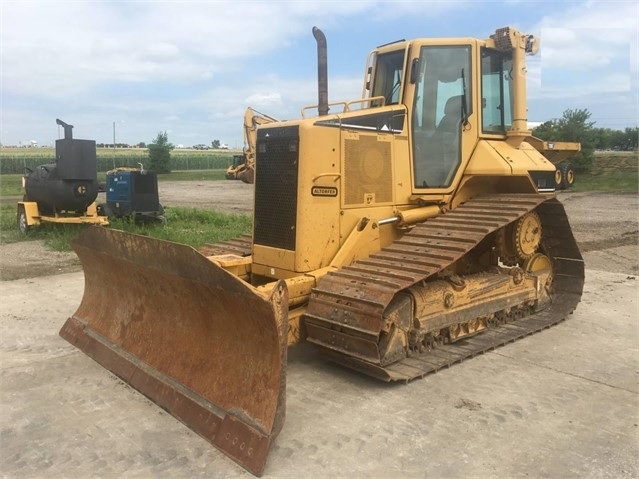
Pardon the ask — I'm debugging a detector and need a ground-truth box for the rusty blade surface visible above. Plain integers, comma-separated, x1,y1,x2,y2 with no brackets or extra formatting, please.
59,227,288,476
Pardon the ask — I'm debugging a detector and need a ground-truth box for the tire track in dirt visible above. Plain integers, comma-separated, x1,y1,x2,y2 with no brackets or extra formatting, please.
578,230,639,252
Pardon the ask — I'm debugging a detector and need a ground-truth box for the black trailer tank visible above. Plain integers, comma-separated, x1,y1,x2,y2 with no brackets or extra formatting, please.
23,119,99,215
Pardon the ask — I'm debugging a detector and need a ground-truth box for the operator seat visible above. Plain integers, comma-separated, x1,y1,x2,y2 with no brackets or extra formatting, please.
436,95,463,134
412,95,464,188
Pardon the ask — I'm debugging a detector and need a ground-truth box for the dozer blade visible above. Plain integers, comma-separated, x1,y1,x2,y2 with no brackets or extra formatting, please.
59,226,288,476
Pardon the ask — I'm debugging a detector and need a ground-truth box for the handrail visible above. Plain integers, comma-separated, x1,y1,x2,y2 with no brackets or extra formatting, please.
301,96,387,118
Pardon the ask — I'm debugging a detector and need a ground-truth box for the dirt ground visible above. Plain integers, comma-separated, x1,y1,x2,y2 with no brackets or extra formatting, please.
0,182,637,280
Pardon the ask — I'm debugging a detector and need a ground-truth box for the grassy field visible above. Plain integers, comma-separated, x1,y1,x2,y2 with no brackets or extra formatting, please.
0,203,251,252
0,168,241,252
572,151,638,192
0,150,635,252
571,171,638,192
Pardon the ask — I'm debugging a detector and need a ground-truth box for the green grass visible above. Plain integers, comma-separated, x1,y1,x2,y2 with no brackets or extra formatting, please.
575,151,638,193
116,207,252,249
0,175,23,196
571,171,638,193
1,204,251,252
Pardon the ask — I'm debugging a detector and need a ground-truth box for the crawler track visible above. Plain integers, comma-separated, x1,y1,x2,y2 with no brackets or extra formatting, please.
199,234,253,257
304,194,584,381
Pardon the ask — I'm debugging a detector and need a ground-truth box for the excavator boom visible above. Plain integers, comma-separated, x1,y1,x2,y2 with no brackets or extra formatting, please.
225,107,278,183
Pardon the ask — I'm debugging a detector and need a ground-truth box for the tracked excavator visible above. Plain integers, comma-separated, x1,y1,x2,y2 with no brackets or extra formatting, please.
60,26,584,476
225,107,278,183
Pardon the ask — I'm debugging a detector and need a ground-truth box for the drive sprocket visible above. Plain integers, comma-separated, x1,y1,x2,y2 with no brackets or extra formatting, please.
497,211,542,264
514,211,542,259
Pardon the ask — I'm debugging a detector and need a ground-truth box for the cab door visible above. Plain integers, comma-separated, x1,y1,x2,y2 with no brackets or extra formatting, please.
410,42,476,191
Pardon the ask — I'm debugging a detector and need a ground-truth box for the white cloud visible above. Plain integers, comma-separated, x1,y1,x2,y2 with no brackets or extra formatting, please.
533,2,637,74
1,0,387,144
1,0,636,145
1,1,366,97
523,1,638,124
540,27,632,71
245,93,283,108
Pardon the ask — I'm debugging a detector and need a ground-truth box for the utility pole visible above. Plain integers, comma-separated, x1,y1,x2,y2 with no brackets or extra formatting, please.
112,121,117,168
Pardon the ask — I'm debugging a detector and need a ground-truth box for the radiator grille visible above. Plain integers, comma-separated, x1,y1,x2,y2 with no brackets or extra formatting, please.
253,126,299,251
344,135,393,206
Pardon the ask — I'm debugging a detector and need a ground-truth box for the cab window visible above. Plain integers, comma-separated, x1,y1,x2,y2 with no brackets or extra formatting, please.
481,48,513,133
412,45,471,188
371,50,405,105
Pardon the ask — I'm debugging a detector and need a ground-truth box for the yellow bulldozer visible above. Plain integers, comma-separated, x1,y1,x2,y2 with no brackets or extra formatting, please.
60,26,584,476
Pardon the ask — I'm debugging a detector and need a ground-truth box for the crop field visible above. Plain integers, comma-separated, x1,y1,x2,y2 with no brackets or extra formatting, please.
0,147,239,174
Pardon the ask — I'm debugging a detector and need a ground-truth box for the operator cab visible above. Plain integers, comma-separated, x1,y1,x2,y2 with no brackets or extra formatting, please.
366,36,520,193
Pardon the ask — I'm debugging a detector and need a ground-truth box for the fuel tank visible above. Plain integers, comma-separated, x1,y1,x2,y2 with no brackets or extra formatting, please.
24,164,98,214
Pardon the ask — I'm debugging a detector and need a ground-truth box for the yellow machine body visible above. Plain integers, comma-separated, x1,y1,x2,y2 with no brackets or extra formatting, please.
60,27,583,476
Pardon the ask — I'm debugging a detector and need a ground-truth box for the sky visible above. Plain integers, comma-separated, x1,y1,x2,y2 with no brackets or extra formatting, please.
1,0,637,148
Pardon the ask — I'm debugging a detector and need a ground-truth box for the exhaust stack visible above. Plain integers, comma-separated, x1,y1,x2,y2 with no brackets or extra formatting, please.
56,118,74,140
312,27,329,116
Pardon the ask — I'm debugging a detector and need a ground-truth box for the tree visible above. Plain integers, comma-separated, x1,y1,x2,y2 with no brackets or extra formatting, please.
531,120,558,139
589,126,637,151
148,131,173,173
532,108,596,172
211,139,220,149
623,127,638,151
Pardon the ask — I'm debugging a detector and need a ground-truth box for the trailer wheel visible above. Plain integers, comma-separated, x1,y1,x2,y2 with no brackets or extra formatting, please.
554,168,565,190
98,203,114,218
17,205,29,235
563,165,575,188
